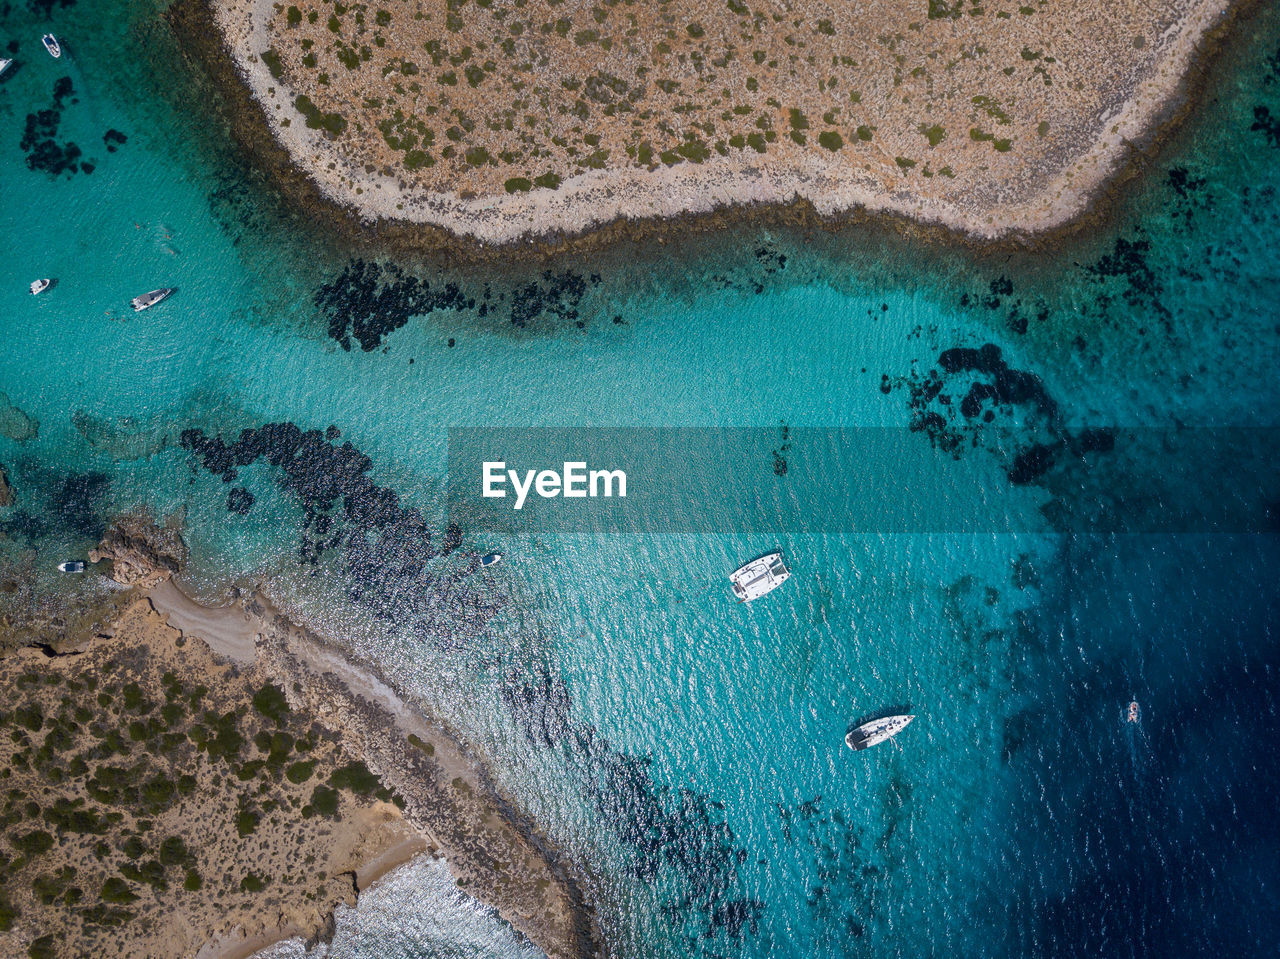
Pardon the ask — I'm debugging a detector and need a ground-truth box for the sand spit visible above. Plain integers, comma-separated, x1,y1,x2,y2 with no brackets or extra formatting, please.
197,0,1242,249
246,589,597,959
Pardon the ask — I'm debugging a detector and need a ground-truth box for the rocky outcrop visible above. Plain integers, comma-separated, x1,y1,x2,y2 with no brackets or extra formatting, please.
89,510,188,588
0,464,13,508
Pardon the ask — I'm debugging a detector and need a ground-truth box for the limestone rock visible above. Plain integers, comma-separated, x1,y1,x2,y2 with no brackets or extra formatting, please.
89,510,189,587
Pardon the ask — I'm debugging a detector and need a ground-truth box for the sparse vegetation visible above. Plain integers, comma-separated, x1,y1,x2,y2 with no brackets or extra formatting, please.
0,599,407,955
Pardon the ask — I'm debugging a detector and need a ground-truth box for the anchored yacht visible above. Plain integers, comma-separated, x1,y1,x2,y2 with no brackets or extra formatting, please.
480,552,502,567
41,34,60,58
0,58,12,77
845,714,915,751
29,279,51,295
131,288,174,312
729,552,790,602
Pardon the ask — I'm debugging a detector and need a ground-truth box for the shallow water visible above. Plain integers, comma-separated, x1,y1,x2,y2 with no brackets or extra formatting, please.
1,0,1279,957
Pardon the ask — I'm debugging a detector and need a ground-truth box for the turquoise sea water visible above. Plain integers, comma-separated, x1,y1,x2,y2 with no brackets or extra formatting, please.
2,0,1279,957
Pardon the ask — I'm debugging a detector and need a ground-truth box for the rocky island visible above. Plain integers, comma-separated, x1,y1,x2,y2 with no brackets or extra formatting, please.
199,0,1239,245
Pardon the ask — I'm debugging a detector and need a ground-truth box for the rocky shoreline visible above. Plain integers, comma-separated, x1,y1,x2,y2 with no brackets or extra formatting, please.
168,0,1253,261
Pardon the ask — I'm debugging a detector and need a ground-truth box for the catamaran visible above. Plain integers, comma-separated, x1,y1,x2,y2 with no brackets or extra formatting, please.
41,34,60,58
845,714,915,751
729,552,790,602
131,288,174,312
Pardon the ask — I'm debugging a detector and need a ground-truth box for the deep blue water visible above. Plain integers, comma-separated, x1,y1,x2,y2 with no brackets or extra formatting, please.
1,0,1278,957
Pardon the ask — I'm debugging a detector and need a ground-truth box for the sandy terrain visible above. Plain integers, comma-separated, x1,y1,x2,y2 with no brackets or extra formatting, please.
199,0,1241,245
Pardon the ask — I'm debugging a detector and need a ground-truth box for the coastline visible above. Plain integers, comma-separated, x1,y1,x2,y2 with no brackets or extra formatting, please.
167,0,1254,262
148,578,599,959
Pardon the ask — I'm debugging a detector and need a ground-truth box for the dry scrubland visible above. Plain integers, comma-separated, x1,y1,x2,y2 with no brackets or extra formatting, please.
216,0,1232,240
0,599,416,958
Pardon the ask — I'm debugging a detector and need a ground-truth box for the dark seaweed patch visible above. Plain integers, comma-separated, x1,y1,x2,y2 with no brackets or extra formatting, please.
316,259,474,351
777,795,884,949
49,472,109,539
884,343,1113,489
19,77,85,178
226,487,254,515
103,129,128,153
28,0,76,17
502,660,761,952
181,423,491,643
957,276,1049,335
1250,105,1280,148
508,270,597,328
1083,234,1170,322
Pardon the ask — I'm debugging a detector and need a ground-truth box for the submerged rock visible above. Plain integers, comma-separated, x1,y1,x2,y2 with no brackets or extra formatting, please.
0,391,39,442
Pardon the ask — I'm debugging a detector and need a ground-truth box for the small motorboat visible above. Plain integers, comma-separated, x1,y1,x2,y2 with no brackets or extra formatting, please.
480,552,502,567
0,58,12,78
1126,701,1141,724
846,714,915,751
29,279,51,295
57,561,86,573
729,551,790,602
41,34,60,59
131,287,175,312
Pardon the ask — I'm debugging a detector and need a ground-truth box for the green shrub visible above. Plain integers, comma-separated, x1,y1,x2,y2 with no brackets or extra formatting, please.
818,131,843,151
403,150,433,170
261,49,285,81
285,761,315,784
310,785,339,817
240,873,266,893
12,830,53,857
286,6,302,26
101,877,138,905
252,685,290,725
236,810,260,838
856,125,875,141
183,869,202,891
504,177,533,193
293,96,348,136
158,836,189,867
14,705,43,733
28,935,55,959
920,124,946,147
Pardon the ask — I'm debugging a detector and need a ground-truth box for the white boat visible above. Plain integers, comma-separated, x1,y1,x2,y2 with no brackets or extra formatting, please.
1126,701,1140,724
729,551,790,602
480,552,502,567
0,58,12,77
29,279,51,295
41,34,60,59
845,714,915,751
131,287,174,312
57,561,86,573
